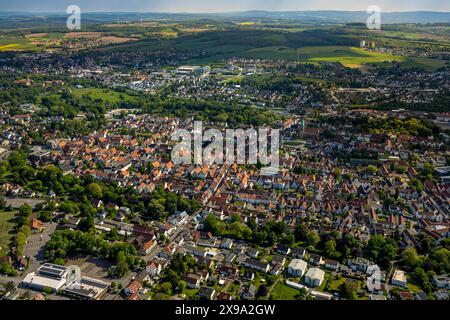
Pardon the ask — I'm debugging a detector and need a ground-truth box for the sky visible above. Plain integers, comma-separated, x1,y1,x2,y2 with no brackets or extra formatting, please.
0,0,449,13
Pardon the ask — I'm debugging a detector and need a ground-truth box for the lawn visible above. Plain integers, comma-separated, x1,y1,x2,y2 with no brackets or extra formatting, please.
317,272,332,292
182,288,199,298
0,211,17,256
71,88,138,104
327,276,346,292
270,282,299,300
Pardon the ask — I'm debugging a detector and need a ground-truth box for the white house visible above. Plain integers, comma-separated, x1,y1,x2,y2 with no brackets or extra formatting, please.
287,259,308,277
305,268,325,287
146,261,162,276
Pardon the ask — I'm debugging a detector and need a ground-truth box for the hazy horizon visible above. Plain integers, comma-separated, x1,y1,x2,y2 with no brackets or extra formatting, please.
1,0,450,14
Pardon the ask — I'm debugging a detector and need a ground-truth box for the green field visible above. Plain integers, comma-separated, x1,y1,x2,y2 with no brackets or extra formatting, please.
244,45,394,66
245,45,401,67
270,282,299,300
71,88,139,104
0,212,17,256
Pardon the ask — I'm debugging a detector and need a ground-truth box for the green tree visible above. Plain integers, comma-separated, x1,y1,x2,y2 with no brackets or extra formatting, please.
294,224,308,242
87,182,103,199
115,250,129,278
307,230,320,246
401,247,421,271
340,280,358,300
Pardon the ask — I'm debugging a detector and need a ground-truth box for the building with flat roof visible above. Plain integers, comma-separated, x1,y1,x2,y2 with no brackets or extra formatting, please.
391,269,407,287
22,263,81,292
64,277,110,300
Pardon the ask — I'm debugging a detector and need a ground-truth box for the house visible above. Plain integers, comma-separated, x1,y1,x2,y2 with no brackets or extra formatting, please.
270,262,283,276
241,284,257,300
309,254,324,266
291,247,307,259
325,259,339,271
220,238,234,250
114,212,126,222
14,257,27,271
199,287,216,300
305,268,325,287
124,280,142,296
135,271,151,285
287,259,308,277
141,239,156,255
146,261,162,276
244,270,255,281
241,258,270,273
415,291,428,300
369,294,387,300
391,269,407,288
219,264,239,277
217,292,232,300
168,211,189,227
91,199,103,209
96,211,107,220
348,257,372,273
30,219,44,232
247,248,259,258
185,273,201,289
271,255,286,266
432,275,450,289
133,236,156,255
399,292,415,300
276,245,291,256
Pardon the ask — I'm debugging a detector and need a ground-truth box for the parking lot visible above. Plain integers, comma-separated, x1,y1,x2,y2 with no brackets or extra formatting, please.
23,222,57,273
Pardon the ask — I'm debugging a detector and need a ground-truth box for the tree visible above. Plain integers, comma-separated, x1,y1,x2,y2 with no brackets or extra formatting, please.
295,287,313,300
325,239,341,259
294,224,308,242
115,251,129,278
0,196,7,209
340,280,358,300
367,165,378,175
87,182,103,199
159,282,173,295
307,230,320,246
18,225,31,237
19,204,32,218
256,284,269,298
401,247,421,271
177,280,187,293
146,199,166,220
412,268,433,294
5,281,16,293
0,262,17,276
365,235,398,268
43,287,53,295
153,292,170,300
